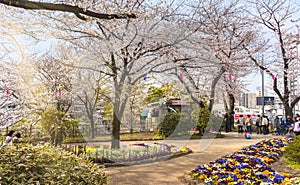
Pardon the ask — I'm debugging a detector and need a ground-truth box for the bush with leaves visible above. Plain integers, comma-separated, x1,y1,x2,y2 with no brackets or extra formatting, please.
61,118,81,138
40,108,65,133
0,144,107,184
191,108,211,133
157,112,180,137
157,112,194,138
284,135,300,165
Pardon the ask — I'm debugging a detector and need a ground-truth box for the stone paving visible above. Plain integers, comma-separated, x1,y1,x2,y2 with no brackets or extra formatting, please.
105,133,277,185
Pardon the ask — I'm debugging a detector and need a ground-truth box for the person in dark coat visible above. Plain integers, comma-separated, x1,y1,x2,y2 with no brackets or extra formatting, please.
224,113,230,132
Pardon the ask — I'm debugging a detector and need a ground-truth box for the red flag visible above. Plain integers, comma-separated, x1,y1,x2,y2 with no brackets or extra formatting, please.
5,89,9,100
228,74,232,81
179,73,183,80
272,74,275,80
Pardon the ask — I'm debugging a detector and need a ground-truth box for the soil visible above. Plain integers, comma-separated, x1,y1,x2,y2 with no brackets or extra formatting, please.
270,158,300,177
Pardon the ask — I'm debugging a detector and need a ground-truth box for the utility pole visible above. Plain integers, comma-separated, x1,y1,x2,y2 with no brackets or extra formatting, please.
261,59,265,116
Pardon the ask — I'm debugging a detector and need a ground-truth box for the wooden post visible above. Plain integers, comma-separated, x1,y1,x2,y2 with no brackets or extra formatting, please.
95,150,99,163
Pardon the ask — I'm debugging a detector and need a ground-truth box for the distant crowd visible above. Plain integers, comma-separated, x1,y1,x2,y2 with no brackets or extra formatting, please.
224,112,300,137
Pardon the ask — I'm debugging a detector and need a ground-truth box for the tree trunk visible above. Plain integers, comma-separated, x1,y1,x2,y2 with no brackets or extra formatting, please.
228,93,235,114
208,68,225,112
223,93,229,113
90,116,95,138
111,112,121,149
284,105,293,117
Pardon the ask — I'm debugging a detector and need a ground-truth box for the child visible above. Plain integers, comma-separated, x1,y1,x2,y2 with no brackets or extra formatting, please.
3,130,15,146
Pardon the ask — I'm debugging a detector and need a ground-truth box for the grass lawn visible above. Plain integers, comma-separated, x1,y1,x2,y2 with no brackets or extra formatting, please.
63,132,156,143
120,132,155,140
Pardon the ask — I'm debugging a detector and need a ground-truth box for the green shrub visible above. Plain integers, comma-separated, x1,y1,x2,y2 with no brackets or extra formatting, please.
191,108,224,133
0,144,107,184
157,112,180,137
191,108,210,133
284,135,300,164
157,112,195,138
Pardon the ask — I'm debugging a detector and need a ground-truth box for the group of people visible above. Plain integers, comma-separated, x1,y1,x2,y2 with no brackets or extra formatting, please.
254,115,270,135
224,112,300,137
224,112,254,134
273,114,300,136
236,115,255,134
2,130,21,146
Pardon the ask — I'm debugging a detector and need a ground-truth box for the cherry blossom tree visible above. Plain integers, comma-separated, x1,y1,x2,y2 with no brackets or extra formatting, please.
0,64,25,129
1,0,196,148
176,0,259,114
72,69,111,138
25,0,193,148
31,56,74,113
246,0,300,116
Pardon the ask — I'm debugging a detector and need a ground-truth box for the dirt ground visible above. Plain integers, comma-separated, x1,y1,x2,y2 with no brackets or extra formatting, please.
105,133,278,185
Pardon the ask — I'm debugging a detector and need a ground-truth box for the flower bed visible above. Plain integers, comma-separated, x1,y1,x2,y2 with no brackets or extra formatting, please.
63,142,191,166
183,138,300,184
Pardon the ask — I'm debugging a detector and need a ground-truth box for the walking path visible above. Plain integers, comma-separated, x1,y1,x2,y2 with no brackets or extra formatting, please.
105,133,277,185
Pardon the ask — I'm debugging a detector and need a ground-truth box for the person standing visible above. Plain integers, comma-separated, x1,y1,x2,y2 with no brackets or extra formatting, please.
229,112,235,132
256,115,262,134
261,115,269,135
224,113,230,132
237,115,245,134
274,116,280,135
245,115,253,134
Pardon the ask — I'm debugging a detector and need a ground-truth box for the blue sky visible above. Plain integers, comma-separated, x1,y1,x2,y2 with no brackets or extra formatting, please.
244,70,273,95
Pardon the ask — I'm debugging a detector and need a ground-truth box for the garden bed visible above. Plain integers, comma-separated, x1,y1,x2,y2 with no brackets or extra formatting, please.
62,132,225,144
63,142,192,167
181,137,300,184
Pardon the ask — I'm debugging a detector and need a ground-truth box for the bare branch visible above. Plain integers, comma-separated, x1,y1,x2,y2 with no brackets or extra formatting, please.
0,0,136,20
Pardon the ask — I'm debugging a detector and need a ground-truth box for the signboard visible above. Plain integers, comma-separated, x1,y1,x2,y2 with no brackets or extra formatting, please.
171,100,191,105
256,96,274,105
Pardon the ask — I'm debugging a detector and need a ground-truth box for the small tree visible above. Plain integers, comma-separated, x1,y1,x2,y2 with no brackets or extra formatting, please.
157,112,194,138
157,112,180,137
191,108,211,134
40,108,66,146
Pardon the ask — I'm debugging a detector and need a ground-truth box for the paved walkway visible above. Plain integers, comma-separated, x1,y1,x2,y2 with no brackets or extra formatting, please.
105,133,277,185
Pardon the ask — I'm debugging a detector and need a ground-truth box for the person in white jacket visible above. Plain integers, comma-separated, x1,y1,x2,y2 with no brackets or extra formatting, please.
294,119,300,136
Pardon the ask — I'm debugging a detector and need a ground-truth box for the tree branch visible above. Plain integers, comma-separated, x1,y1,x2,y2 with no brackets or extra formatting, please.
0,0,136,20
